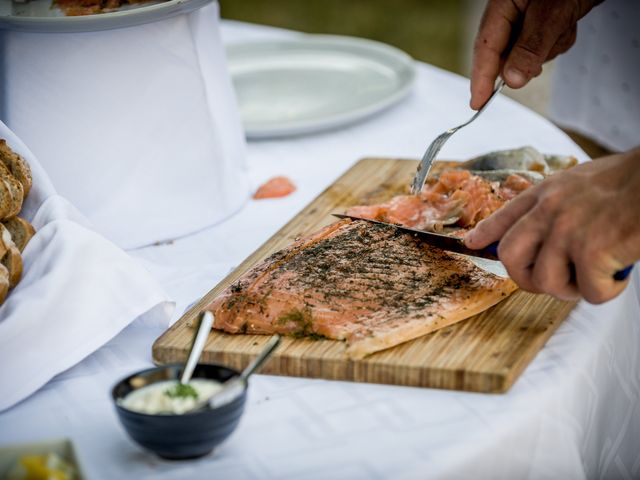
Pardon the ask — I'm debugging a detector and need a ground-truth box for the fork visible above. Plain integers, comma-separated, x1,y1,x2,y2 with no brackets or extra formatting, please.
410,79,506,194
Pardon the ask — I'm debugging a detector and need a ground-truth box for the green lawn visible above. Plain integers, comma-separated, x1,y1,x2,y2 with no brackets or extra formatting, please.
218,0,466,74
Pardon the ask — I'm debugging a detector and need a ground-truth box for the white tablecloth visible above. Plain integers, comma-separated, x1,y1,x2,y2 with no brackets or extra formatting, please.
1,21,639,480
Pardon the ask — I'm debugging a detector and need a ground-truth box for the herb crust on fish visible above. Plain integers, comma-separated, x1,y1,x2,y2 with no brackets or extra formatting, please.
207,219,516,359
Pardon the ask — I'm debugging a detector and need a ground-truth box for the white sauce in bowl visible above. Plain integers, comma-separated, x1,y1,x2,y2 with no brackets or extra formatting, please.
119,379,223,415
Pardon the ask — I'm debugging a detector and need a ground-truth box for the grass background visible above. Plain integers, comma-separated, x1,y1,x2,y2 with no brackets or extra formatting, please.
218,0,467,75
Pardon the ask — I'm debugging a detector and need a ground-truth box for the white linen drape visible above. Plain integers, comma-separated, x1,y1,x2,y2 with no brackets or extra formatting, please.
1,2,249,248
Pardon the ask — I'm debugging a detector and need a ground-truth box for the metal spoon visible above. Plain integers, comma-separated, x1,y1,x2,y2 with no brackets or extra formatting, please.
180,311,214,385
187,334,281,412
209,334,281,408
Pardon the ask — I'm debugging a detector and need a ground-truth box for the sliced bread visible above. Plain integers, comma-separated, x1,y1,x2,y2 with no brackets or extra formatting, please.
0,223,22,288
0,161,24,218
0,179,13,221
0,139,32,198
2,245,22,288
0,225,8,261
3,217,36,252
0,263,9,305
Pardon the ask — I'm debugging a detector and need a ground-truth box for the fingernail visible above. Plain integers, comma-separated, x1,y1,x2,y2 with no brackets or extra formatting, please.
505,68,527,88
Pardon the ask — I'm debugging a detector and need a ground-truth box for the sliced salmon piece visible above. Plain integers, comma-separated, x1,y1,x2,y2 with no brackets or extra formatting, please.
347,193,463,231
347,168,533,231
433,169,471,192
501,174,533,200
207,219,517,359
452,174,503,227
384,195,426,226
253,176,296,199
346,204,385,220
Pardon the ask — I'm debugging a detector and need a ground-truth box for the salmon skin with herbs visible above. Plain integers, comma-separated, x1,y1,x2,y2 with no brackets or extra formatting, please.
207,219,517,359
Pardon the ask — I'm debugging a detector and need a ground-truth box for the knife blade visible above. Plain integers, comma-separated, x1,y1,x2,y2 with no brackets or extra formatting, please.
333,214,499,261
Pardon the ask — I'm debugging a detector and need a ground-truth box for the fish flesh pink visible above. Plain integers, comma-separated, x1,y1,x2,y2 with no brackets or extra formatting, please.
207,219,517,359
254,176,296,199
346,169,533,231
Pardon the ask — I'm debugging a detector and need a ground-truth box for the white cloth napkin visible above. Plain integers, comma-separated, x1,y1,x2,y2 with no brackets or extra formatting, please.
1,1,249,249
0,122,174,412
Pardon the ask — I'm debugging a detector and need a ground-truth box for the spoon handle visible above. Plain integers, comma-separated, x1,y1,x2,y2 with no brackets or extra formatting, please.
240,334,281,381
180,311,214,385
206,334,282,410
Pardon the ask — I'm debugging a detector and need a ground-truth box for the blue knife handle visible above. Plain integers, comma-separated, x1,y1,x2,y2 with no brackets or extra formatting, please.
486,242,499,258
485,242,633,281
613,264,634,281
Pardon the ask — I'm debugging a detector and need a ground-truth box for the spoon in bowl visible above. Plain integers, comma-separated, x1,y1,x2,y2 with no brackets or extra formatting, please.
186,333,281,412
180,310,215,385
209,334,281,408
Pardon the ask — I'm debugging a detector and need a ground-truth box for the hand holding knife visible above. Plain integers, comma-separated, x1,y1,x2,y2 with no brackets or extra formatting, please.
334,214,633,282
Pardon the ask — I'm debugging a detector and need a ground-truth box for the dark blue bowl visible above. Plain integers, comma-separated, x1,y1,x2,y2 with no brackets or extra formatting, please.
112,364,247,460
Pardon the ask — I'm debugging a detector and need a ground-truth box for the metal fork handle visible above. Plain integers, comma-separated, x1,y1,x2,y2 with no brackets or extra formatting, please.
410,79,506,195
455,79,505,131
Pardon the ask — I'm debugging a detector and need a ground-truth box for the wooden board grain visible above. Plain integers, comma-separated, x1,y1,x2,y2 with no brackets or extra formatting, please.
153,158,576,393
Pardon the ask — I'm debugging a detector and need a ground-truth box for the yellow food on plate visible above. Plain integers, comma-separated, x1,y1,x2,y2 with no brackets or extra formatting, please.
6,452,77,480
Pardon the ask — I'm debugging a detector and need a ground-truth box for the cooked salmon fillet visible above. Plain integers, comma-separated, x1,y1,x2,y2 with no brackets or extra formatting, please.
207,219,517,359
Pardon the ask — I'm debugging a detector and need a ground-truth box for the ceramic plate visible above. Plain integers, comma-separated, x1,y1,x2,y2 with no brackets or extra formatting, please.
0,0,211,33
227,35,416,139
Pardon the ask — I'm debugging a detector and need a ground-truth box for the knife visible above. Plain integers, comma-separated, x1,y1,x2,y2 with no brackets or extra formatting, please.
333,214,634,280
333,214,499,261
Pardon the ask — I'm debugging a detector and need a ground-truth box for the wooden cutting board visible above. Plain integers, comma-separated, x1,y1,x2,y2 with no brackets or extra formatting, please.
153,158,576,393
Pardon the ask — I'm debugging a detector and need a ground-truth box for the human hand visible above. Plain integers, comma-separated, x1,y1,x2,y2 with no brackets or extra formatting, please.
470,0,600,110
464,149,640,304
